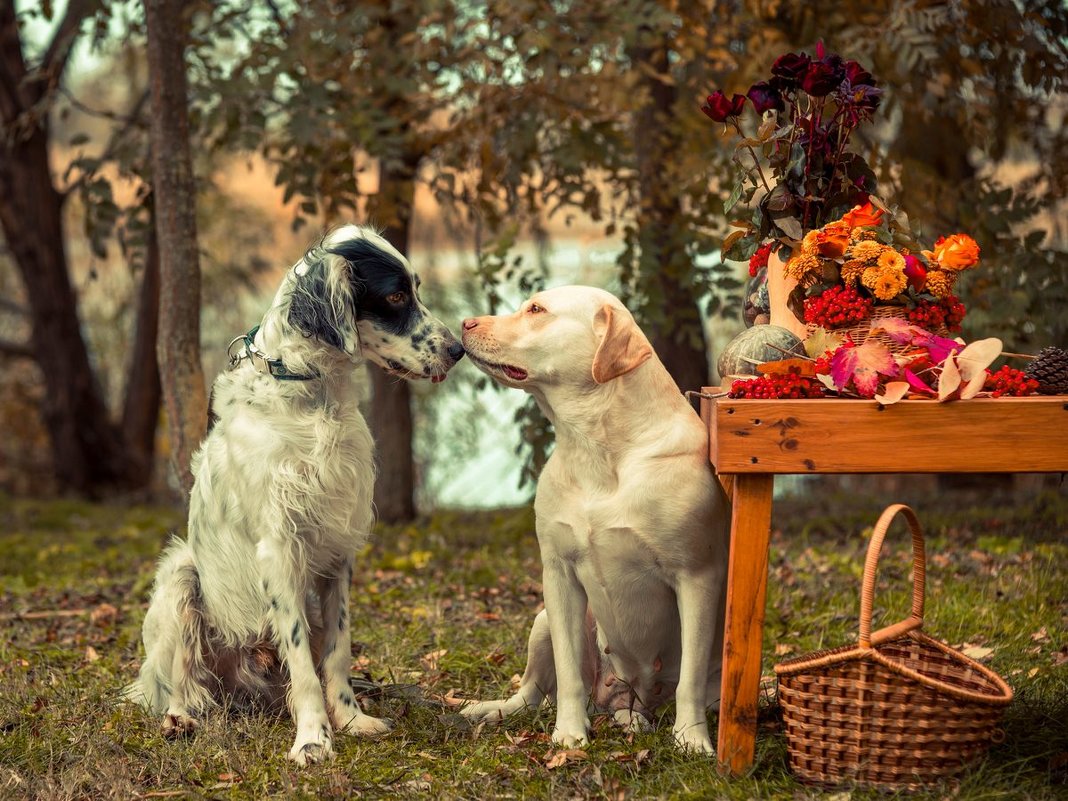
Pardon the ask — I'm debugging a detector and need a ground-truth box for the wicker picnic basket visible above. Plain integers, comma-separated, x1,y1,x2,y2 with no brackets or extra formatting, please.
774,504,1013,790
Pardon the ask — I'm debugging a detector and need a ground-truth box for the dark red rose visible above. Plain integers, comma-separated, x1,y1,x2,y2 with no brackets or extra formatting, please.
770,52,811,89
843,59,876,88
801,58,845,97
701,90,746,122
746,81,784,113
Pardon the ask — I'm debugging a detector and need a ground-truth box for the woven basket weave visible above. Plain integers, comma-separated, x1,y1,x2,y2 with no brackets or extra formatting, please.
806,306,950,353
774,504,1013,790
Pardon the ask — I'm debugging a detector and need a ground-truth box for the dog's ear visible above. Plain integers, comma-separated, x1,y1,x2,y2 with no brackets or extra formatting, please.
287,254,360,354
591,303,653,384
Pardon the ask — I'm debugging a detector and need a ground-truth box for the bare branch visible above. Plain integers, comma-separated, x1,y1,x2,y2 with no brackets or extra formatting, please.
0,338,34,360
61,88,150,198
38,0,98,87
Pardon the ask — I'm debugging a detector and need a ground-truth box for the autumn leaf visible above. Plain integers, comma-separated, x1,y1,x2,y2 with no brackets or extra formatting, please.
956,337,1003,399
804,327,845,359
875,381,910,406
756,358,815,376
829,340,897,396
938,350,961,401
903,369,935,395
544,748,588,769
420,649,447,671
962,644,994,660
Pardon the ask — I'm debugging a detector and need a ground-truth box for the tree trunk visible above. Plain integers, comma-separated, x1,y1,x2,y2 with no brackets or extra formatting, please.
367,157,420,524
0,2,131,495
630,37,710,395
144,0,208,495
121,214,162,481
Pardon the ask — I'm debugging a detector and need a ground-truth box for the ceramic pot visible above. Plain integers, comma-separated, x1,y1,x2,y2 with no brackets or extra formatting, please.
767,249,808,339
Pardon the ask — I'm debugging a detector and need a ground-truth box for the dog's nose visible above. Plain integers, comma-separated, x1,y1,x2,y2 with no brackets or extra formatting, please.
447,341,465,362
462,318,478,331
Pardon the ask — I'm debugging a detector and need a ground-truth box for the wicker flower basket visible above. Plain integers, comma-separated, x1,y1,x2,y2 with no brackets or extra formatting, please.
806,305,951,353
774,504,1013,790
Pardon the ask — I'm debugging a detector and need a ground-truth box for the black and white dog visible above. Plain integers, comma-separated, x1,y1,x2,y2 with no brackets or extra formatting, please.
126,225,463,765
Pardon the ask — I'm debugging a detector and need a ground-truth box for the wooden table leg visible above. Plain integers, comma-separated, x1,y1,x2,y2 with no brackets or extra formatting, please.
717,472,774,775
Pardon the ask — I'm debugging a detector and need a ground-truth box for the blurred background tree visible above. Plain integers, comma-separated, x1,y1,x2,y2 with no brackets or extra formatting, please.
0,0,1064,506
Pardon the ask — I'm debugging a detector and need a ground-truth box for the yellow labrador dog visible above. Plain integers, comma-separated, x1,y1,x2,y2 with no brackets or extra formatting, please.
459,286,730,754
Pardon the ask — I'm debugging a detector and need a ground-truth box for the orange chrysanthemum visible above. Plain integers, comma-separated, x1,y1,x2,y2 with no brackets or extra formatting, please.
861,265,907,300
877,249,906,273
841,259,867,287
931,233,980,271
784,252,822,281
849,228,880,243
849,240,885,263
924,269,956,298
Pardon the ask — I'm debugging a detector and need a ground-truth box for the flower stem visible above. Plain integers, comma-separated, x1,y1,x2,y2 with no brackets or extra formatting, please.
732,119,772,193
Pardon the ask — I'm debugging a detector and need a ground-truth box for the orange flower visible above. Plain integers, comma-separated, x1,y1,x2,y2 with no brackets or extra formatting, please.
931,233,980,271
817,221,851,258
924,269,955,298
841,201,884,229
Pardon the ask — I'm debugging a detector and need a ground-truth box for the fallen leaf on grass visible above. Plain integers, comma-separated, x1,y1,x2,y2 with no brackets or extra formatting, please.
418,649,448,674
544,748,587,769
774,643,795,656
90,603,118,627
484,649,507,666
85,646,100,663
1031,627,1049,643
961,645,994,660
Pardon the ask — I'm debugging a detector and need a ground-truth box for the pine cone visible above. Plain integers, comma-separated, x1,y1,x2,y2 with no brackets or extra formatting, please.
1024,346,1068,395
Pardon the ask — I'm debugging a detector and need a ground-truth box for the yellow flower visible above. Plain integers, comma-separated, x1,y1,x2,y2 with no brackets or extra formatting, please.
924,269,955,298
877,249,906,273
849,228,880,243
841,259,866,287
784,252,822,281
849,240,884,263
861,265,907,300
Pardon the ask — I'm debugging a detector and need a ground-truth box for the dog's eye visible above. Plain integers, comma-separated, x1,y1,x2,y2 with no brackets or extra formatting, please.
387,291,408,305
528,303,544,314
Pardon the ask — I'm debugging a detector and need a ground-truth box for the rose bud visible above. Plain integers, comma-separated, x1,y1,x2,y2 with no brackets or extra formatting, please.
701,90,747,122
801,59,845,97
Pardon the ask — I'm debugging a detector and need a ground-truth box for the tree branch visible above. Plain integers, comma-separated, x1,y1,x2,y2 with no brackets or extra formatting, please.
61,88,150,199
38,0,99,89
0,338,34,360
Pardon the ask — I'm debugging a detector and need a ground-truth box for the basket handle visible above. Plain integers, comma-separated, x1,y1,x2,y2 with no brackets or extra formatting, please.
858,504,926,649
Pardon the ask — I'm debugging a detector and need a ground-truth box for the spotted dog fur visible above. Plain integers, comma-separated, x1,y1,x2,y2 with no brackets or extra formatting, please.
125,225,462,765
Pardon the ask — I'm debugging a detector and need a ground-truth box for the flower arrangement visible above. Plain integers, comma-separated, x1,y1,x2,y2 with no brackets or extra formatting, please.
702,42,882,262
785,201,980,334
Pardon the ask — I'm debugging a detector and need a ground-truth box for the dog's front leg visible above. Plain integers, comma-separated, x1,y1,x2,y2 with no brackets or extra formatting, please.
317,557,391,738
260,542,333,765
672,569,723,755
542,557,591,747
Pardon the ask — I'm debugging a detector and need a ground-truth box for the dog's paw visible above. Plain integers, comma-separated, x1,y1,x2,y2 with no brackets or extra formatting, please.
337,712,392,738
673,724,715,756
613,708,653,733
458,700,507,724
288,739,334,766
551,720,590,748
288,721,334,765
161,712,198,739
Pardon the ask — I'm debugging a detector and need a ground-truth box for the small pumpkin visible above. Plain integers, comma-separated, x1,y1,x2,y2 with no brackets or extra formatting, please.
717,325,805,380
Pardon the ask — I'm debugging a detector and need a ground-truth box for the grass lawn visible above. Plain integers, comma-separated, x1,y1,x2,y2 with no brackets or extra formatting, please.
0,484,1065,799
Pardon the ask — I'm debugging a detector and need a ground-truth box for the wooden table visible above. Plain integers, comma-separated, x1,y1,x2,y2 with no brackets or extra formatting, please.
698,392,1068,776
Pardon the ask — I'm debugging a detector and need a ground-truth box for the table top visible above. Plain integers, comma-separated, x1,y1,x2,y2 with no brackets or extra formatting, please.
700,390,1068,475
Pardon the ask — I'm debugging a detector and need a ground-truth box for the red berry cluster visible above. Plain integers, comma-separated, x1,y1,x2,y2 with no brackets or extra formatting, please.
729,373,825,399
906,296,967,332
803,286,874,328
749,242,773,277
984,365,1039,398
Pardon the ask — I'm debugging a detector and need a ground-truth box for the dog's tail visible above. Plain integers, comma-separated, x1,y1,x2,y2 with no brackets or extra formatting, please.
123,538,216,715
